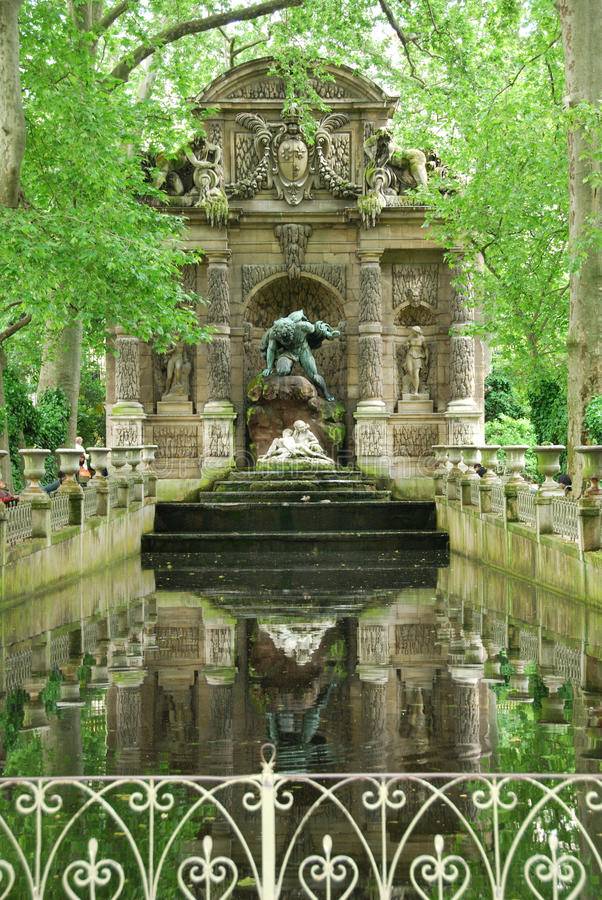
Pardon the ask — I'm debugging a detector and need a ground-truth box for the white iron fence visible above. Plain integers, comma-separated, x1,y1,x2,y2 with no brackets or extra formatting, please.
6,501,32,547
517,486,536,527
490,482,505,516
552,496,579,542
50,492,70,532
0,747,600,899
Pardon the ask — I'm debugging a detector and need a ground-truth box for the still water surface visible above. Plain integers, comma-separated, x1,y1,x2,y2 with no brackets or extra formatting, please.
2,551,601,779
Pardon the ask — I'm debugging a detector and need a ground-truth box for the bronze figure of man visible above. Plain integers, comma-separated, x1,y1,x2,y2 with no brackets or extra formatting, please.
260,309,340,401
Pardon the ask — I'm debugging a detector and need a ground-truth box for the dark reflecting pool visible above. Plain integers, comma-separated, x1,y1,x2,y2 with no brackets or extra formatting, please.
2,551,602,780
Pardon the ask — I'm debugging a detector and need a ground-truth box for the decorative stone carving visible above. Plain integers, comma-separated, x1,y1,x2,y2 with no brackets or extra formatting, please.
395,624,437,656
206,421,231,458
181,263,198,294
152,134,228,225
258,421,335,467
358,624,389,664
359,262,382,323
208,335,232,401
449,336,476,403
453,684,480,747
360,126,428,226
393,264,439,325
356,421,386,457
318,132,351,187
114,336,140,402
358,335,384,401
260,310,340,401
112,421,142,447
207,258,230,325
450,279,475,323
274,223,312,280
227,109,360,205
154,427,199,459
226,77,347,100
242,263,345,303
393,425,440,458
450,420,477,445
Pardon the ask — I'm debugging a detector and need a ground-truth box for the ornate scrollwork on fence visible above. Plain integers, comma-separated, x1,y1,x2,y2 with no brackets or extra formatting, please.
0,750,600,898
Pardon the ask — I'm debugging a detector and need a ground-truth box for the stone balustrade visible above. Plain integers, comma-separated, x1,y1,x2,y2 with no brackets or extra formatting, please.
0,445,157,565
434,442,602,555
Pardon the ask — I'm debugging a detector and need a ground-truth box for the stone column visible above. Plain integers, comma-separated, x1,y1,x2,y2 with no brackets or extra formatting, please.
445,267,482,445
110,331,146,447
354,251,390,477
201,251,236,476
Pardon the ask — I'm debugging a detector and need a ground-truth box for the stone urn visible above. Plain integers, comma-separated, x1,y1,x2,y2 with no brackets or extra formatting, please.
88,447,110,479
127,446,143,473
141,445,158,471
534,445,565,494
445,445,463,476
576,445,602,496
502,445,529,484
18,448,51,495
110,447,129,472
461,445,481,477
56,448,83,493
477,445,500,483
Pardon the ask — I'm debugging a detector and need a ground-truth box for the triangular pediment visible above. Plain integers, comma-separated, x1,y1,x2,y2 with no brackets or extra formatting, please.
195,57,397,109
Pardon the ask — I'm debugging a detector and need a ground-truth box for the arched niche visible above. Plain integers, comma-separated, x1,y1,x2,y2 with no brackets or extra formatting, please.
242,273,347,401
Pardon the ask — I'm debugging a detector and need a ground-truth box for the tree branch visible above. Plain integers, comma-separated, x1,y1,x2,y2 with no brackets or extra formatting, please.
0,314,32,344
485,34,560,113
109,0,303,82
378,0,427,87
97,0,136,32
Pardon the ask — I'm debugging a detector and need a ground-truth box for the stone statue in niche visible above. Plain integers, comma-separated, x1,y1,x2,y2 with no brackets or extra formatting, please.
260,310,340,401
163,342,191,400
403,326,430,395
258,421,335,467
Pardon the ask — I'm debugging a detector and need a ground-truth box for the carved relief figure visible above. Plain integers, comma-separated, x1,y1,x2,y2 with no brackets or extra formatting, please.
152,134,228,225
364,127,428,191
258,421,334,465
260,310,340,401
163,343,191,399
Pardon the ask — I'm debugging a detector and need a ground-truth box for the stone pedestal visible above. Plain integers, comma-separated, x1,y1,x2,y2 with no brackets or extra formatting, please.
397,395,434,415
157,398,194,416
201,400,236,475
354,406,390,479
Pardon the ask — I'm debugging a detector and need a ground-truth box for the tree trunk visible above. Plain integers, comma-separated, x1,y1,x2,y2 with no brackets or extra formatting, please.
0,349,13,490
0,0,25,207
38,320,84,445
557,0,602,490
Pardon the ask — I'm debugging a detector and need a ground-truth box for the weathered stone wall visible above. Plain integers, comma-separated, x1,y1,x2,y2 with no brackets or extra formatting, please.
0,499,155,606
437,498,602,605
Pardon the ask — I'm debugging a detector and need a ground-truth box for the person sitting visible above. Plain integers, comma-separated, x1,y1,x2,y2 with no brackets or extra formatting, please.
557,473,572,494
77,453,91,484
0,479,18,505
42,472,65,494
474,463,486,478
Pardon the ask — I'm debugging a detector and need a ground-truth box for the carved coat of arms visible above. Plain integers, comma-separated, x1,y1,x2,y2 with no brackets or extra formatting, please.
227,108,360,206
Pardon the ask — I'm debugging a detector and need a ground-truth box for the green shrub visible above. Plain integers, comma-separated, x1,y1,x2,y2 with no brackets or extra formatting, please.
484,367,529,421
485,414,538,479
527,378,568,446
583,395,602,444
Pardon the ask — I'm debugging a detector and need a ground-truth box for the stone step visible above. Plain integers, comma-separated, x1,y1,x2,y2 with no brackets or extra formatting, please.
225,468,367,481
154,501,435,534
149,559,446,594
197,490,392,503
214,478,376,493
142,529,449,560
